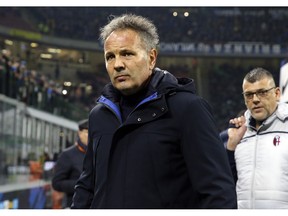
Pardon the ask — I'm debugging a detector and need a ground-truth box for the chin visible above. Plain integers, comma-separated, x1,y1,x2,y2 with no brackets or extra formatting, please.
116,87,132,95
253,115,266,122
117,84,137,95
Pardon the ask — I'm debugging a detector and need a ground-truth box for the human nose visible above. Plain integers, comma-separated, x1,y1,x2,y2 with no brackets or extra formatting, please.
252,92,260,101
114,56,125,72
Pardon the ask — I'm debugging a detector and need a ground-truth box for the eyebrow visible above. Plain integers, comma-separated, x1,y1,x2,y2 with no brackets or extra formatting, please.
244,87,271,93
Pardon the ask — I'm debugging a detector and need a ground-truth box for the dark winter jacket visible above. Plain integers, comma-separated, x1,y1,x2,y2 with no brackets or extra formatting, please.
71,68,237,209
52,142,86,208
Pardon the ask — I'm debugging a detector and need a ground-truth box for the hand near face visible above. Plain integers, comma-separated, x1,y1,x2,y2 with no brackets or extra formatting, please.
226,116,247,151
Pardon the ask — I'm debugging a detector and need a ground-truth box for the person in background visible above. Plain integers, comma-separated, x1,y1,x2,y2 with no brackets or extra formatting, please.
71,13,237,209
52,119,88,208
226,67,288,208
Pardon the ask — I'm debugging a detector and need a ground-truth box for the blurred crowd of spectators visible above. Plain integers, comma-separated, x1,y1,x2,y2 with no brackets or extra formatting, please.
13,7,288,44
0,48,99,121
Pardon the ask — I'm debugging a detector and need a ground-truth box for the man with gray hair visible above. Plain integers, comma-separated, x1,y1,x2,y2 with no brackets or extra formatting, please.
72,13,237,209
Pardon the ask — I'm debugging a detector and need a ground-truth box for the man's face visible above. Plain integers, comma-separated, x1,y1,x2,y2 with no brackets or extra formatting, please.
242,77,280,122
78,129,88,145
104,29,157,95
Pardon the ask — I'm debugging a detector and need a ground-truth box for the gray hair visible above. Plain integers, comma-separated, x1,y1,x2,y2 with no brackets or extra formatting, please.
99,13,159,51
244,67,275,85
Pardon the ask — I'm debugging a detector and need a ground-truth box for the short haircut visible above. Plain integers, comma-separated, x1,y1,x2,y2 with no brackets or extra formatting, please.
99,13,159,51
78,119,88,130
244,67,275,85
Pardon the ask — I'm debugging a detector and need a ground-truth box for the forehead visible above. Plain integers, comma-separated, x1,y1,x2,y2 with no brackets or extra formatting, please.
242,77,272,92
104,29,141,50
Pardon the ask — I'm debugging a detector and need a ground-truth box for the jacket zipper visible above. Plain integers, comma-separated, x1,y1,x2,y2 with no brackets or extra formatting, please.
251,126,262,208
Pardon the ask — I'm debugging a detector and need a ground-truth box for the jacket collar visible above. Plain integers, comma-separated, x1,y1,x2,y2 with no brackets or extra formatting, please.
245,102,288,128
275,102,288,121
99,67,196,103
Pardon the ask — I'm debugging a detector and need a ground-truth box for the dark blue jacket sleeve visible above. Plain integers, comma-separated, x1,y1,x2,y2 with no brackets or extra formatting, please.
52,151,76,195
226,149,237,184
71,135,95,208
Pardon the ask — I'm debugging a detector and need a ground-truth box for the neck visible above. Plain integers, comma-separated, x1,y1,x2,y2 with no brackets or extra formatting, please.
120,84,150,122
76,136,87,153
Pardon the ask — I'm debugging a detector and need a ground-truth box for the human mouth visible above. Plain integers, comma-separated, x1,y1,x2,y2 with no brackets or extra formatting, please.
253,106,263,112
115,75,129,82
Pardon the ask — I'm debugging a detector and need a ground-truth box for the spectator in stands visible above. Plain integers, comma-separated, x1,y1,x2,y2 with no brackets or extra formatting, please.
0,52,5,94
54,61,60,79
52,119,88,208
1,49,11,97
226,67,288,208
71,13,237,209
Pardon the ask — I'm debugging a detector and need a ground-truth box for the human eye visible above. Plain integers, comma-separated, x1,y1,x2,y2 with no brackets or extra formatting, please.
244,92,253,99
257,90,267,97
105,54,114,61
122,50,134,57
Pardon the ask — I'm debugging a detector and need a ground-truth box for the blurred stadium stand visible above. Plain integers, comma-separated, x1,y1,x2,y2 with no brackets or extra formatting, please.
2,7,287,43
